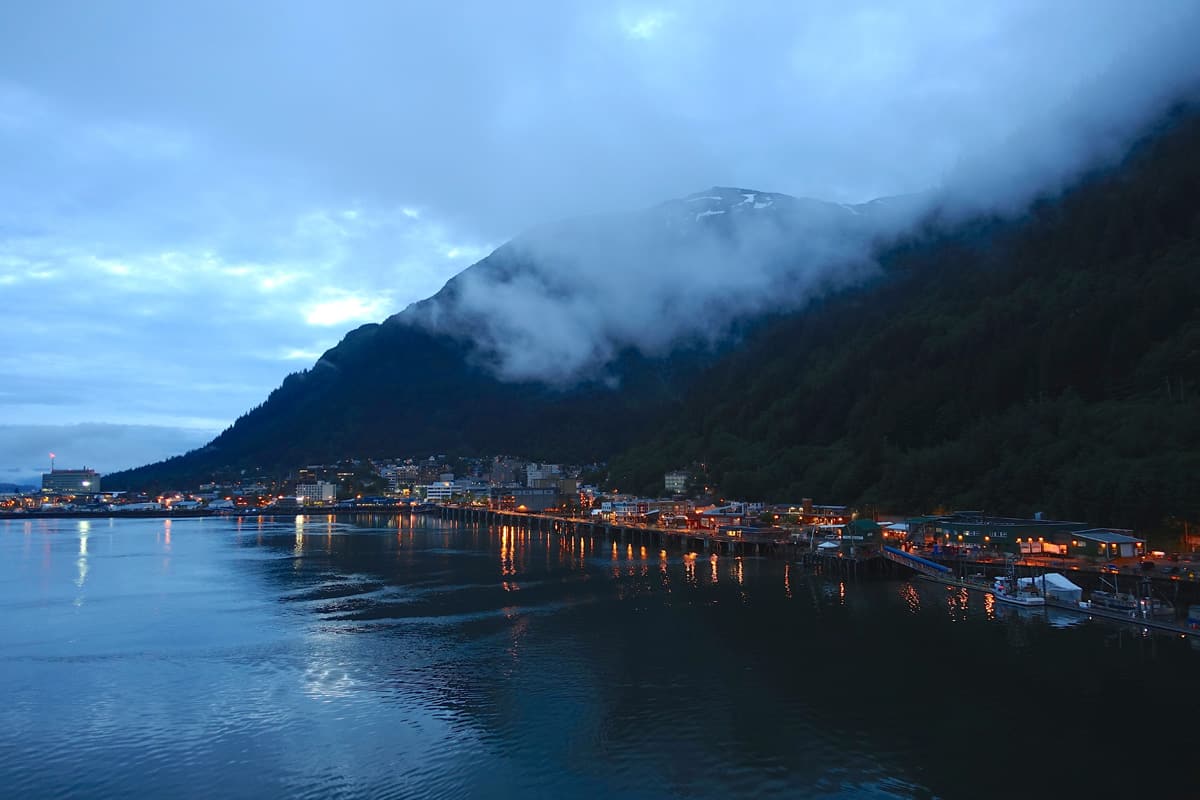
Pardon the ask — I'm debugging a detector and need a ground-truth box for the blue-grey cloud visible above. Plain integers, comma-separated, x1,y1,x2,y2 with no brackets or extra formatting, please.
0,1,1197,462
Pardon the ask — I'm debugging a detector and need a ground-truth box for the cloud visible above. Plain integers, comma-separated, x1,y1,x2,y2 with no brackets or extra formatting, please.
304,293,392,327
0,423,216,484
426,190,890,382
411,5,1200,384
0,82,491,429
621,9,675,40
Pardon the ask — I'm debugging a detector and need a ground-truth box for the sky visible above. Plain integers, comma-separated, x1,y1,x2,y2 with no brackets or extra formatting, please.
1,0,1199,483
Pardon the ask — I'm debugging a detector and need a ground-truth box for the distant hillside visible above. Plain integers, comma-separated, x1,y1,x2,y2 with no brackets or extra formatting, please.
610,105,1200,534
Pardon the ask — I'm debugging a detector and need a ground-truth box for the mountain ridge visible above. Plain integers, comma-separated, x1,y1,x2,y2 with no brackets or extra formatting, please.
107,104,1200,538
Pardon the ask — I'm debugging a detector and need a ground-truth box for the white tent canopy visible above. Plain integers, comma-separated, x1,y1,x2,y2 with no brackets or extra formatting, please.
1017,572,1083,603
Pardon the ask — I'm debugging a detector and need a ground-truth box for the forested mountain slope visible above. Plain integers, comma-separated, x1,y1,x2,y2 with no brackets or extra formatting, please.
611,106,1200,533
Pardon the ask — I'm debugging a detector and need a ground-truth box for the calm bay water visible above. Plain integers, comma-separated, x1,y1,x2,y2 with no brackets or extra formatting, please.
1,514,1196,799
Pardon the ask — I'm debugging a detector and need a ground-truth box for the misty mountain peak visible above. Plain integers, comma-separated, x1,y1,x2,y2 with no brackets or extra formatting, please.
390,180,903,385
666,186,888,230
674,187,792,222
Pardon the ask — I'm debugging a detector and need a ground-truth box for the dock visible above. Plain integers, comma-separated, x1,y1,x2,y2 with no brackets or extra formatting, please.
877,546,1200,637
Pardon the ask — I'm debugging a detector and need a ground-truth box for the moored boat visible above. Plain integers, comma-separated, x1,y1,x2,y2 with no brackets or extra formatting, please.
992,575,1046,606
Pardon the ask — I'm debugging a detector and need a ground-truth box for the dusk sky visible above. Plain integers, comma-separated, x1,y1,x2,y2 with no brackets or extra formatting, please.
2,1,1199,482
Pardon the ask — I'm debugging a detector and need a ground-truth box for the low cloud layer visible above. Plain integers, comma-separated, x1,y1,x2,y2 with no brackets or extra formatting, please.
425,190,894,382
422,6,1200,385
1,1,1198,466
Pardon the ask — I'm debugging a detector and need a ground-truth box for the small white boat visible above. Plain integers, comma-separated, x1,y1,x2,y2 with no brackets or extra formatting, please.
992,575,1046,606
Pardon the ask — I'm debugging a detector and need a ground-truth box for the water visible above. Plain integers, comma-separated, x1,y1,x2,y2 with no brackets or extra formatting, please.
1,514,1196,799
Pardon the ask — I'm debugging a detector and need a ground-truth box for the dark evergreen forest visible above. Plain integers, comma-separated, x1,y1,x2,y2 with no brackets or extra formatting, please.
611,106,1200,535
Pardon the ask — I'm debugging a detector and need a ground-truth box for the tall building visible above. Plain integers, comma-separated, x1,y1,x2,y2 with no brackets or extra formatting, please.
296,481,337,504
41,468,101,495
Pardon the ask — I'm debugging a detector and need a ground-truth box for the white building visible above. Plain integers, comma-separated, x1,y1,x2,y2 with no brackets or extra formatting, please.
424,481,455,502
296,481,337,504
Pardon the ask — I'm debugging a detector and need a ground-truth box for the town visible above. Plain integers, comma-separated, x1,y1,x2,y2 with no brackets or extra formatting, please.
7,455,1200,590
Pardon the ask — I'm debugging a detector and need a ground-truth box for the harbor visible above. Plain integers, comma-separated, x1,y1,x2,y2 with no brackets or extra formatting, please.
426,504,1200,638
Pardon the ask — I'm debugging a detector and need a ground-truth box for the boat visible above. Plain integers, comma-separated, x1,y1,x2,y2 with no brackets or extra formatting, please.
992,574,1046,606
1088,575,1174,619
1088,589,1139,615
989,555,1046,606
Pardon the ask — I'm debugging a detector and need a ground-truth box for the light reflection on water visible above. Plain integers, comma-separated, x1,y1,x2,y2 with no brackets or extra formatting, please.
0,514,1196,800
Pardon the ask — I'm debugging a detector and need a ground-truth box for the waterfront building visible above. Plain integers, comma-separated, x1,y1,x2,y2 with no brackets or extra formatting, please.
1069,529,1145,559
488,486,559,512
41,468,101,495
778,498,850,525
906,511,1089,554
296,481,337,504
699,503,748,529
425,481,455,502
842,519,881,543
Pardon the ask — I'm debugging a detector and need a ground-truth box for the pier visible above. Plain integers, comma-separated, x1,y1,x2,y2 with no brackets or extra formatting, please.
880,545,1200,637
427,504,896,577
429,504,786,558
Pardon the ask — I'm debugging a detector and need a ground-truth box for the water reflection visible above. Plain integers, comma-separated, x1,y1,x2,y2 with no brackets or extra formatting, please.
75,520,89,599
683,551,697,587
945,586,971,622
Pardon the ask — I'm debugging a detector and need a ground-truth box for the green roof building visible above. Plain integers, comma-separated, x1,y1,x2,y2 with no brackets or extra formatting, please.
905,512,1088,554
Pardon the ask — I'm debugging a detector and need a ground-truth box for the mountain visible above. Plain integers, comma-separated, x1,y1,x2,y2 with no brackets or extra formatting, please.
110,104,1200,539
106,188,900,489
610,105,1200,534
